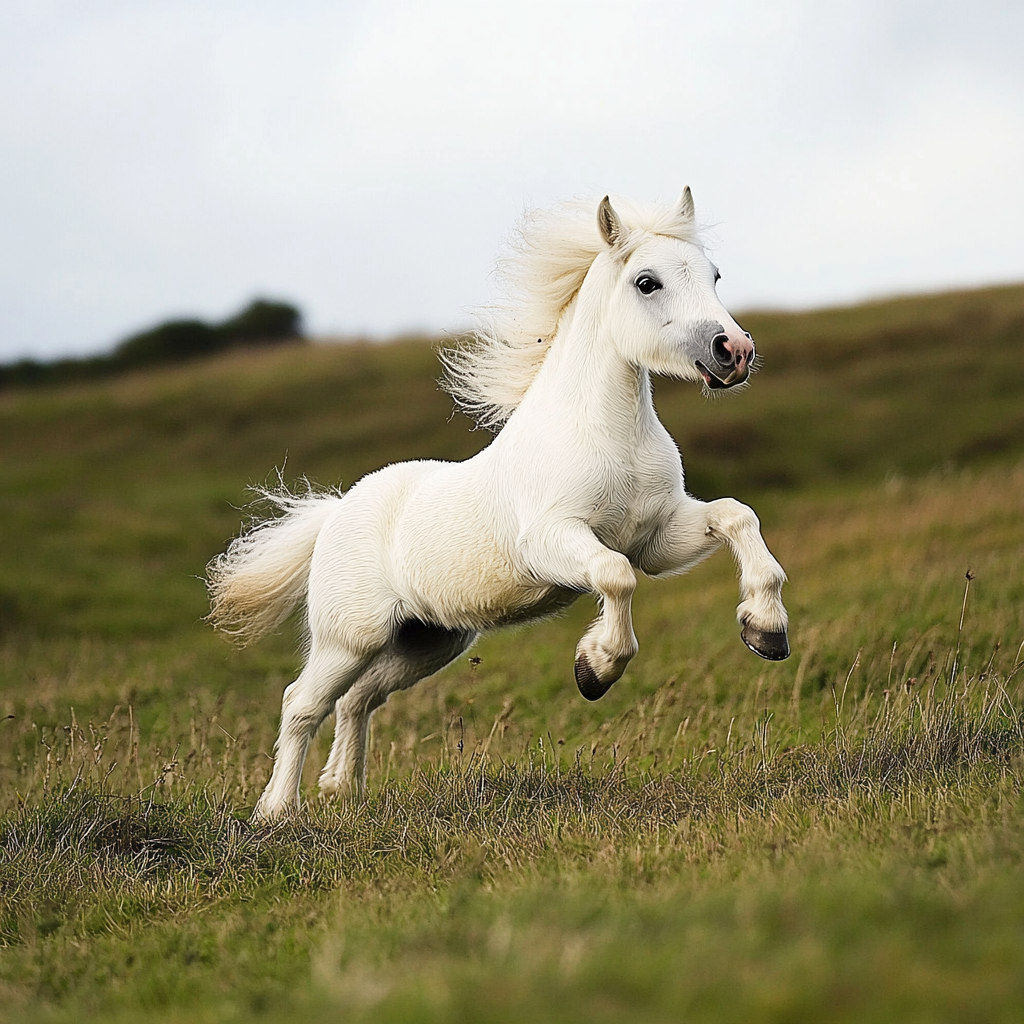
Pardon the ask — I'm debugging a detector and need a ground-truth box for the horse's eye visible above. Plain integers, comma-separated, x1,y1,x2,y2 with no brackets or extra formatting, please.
635,274,662,296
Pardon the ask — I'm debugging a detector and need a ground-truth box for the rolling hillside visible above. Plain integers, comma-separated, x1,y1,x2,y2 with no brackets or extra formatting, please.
1,282,1021,644
1,283,1023,1024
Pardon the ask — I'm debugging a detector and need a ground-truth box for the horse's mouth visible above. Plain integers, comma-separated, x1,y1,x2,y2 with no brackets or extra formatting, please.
695,359,749,390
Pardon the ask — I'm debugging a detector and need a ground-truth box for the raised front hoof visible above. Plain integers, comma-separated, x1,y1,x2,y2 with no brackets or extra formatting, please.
741,623,791,661
575,654,617,701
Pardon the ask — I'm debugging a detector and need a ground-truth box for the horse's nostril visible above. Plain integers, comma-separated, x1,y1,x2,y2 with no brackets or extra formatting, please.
712,334,732,366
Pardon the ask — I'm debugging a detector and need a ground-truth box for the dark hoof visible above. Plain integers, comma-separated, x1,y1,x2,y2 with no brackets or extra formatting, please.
741,623,791,661
575,655,615,701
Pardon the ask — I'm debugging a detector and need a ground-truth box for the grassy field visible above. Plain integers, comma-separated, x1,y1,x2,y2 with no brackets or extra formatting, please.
1,283,1023,1022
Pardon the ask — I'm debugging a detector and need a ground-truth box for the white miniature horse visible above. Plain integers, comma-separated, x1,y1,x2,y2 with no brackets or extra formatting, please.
209,189,790,821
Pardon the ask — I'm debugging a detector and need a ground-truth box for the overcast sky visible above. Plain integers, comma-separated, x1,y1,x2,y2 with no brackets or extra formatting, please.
2,0,1022,360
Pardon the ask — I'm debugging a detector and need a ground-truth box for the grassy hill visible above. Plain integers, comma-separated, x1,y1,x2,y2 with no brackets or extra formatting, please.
1,283,1023,1023
1,282,1021,644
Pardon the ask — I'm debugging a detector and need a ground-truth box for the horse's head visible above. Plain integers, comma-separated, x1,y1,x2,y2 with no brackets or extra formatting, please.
597,189,754,391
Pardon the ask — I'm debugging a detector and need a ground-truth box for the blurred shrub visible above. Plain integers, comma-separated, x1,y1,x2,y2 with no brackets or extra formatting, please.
112,319,219,368
217,299,302,345
0,298,304,388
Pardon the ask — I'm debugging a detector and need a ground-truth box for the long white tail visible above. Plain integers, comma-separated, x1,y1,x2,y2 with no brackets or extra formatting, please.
207,487,343,645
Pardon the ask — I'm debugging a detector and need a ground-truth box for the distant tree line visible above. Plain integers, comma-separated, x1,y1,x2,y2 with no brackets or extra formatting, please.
0,298,304,389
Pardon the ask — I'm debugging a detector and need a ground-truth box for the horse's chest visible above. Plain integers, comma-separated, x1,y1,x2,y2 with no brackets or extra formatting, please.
591,506,667,561
584,460,677,552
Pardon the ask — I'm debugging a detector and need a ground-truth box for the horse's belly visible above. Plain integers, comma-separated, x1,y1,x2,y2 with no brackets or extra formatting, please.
392,471,577,630
396,524,574,629
491,584,581,626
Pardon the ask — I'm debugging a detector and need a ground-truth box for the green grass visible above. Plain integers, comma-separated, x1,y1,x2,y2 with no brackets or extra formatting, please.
3,670,1023,1022
1,283,1024,1021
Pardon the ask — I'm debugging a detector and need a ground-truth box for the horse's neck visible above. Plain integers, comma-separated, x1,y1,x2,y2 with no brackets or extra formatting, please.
530,305,655,441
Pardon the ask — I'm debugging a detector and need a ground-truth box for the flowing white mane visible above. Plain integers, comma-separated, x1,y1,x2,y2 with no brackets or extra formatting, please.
441,196,704,430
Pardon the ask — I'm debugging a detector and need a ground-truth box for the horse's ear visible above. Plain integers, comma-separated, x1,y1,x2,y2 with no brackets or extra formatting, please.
597,196,624,249
676,186,695,227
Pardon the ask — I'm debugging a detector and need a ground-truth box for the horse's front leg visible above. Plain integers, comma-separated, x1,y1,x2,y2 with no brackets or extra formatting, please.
650,496,790,661
520,522,638,700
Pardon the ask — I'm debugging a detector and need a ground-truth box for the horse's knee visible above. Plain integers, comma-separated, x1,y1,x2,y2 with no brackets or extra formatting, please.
707,497,759,539
590,550,635,599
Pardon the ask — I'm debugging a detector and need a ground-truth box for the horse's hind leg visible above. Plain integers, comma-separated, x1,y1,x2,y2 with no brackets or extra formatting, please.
319,621,475,802
317,676,387,803
254,644,369,822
